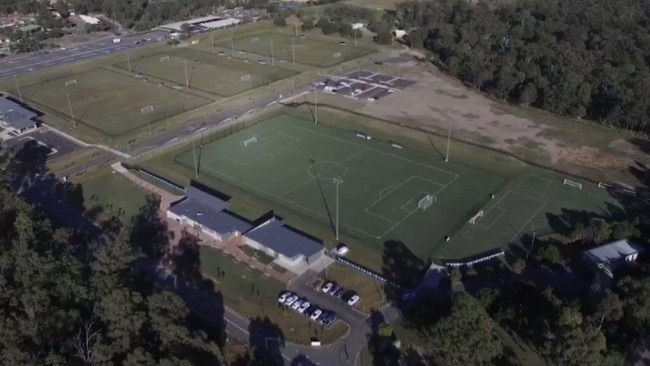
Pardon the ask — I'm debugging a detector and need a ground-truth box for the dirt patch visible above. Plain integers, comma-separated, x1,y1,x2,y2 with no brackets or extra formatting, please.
356,61,650,184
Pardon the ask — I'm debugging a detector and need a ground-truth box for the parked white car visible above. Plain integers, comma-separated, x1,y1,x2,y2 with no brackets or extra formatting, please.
310,309,323,321
321,282,334,293
298,301,311,314
278,292,291,304
347,295,360,306
335,245,349,256
285,295,299,306
291,299,304,310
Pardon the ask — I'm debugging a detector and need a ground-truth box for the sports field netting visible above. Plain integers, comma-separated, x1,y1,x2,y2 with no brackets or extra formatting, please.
173,113,507,260
19,68,209,137
115,48,297,97
214,32,374,67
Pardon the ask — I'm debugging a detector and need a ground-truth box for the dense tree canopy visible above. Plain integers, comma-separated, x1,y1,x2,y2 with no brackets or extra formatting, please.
0,182,226,365
395,0,650,132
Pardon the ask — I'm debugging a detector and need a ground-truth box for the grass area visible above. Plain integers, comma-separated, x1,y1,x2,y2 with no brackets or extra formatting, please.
46,147,98,173
325,263,386,314
214,31,375,67
199,246,349,344
70,166,147,224
16,68,209,138
114,48,298,97
343,0,403,9
241,245,276,265
139,106,624,271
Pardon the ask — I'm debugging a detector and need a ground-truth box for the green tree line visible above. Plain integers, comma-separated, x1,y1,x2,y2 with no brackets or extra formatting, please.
395,0,650,132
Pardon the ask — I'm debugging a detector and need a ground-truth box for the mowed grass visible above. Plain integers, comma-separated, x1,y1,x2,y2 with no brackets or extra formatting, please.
199,246,349,344
19,68,209,137
115,48,297,97
70,166,147,224
140,107,625,268
216,31,374,67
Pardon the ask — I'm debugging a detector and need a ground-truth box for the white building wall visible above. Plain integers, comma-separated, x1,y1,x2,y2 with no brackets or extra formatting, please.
276,253,305,269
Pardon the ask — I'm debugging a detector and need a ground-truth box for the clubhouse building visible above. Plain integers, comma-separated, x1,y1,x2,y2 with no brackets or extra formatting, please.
0,97,39,136
582,238,643,278
167,186,325,273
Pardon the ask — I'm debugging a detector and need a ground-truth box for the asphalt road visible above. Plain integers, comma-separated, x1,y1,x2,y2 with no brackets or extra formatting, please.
0,30,169,80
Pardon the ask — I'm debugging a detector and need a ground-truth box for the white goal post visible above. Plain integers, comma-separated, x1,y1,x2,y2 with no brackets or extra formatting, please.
140,105,154,114
563,179,583,189
333,52,341,58
241,137,257,147
468,210,484,224
251,36,260,43
598,182,614,189
160,55,170,62
240,74,251,82
418,195,434,210
65,79,77,86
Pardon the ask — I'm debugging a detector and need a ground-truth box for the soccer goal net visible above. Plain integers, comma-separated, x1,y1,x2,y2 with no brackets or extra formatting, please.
418,195,434,210
468,210,484,224
240,74,251,82
241,137,257,147
65,79,77,86
333,52,341,58
160,55,170,62
140,105,154,114
251,36,260,43
563,179,582,189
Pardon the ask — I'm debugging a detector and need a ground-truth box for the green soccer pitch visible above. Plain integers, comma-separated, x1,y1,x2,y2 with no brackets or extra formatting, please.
147,111,622,263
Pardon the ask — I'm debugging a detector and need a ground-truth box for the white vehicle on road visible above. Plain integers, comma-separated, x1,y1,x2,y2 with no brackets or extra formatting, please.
347,295,360,306
321,282,334,293
298,301,311,314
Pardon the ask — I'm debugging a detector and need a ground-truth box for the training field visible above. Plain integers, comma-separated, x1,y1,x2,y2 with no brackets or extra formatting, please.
149,111,621,263
19,68,209,137
171,113,510,261
214,32,374,67
115,48,297,97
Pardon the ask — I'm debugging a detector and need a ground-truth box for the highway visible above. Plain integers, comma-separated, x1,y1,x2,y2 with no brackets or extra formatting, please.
0,30,169,80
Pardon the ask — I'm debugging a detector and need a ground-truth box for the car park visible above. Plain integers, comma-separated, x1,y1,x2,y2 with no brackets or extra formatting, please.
328,284,340,295
332,287,346,298
291,299,304,310
298,301,311,314
347,295,360,306
285,295,298,306
321,282,334,293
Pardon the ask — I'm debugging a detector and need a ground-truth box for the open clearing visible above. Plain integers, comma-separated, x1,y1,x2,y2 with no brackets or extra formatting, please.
140,108,621,264
18,68,209,137
214,31,374,67
115,48,297,97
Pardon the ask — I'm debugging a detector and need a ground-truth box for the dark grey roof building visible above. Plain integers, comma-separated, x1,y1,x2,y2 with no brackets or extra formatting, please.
0,97,38,131
244,218,324,268
167,186,251,240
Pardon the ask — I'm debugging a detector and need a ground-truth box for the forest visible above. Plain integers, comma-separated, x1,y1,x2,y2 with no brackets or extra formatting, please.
394,0,650,132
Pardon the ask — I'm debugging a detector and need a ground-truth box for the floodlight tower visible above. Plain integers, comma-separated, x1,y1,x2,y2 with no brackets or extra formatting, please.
445,123,451,162
183,60,189,90
314,86,318,124
270,39,275,66
14,76,23,102
66,93,76,128
332,178,343,241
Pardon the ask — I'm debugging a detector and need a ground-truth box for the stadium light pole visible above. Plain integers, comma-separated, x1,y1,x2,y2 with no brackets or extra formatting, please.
183,60,189,91
230,26,234,53
66,93,76,128
127,53,132,75
314,86,318,124
292,37,295,64
191,138,199,178
333,178,343,241
445,123,451,162
211,32,215,53
14,76,23,102
270,39,274,66
354,29,357,48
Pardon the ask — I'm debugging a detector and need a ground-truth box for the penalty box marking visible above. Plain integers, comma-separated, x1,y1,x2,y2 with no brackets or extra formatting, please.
365,176,446,222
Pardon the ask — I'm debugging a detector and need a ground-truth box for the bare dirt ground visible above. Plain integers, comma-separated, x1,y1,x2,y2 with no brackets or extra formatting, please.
349,59,650,185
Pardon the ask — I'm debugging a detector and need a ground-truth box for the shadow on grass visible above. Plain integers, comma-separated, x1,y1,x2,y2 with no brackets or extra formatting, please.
249,316,286,366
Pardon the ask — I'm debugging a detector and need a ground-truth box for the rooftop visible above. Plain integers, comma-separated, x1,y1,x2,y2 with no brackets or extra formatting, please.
0,98,37,129
185,186,228,212
19,24,42,32
245,218,323,260
583,239,643,265
169,199,252,235
158,15,221,31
